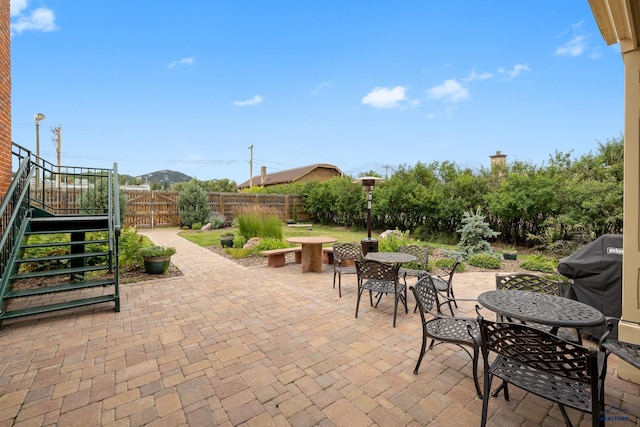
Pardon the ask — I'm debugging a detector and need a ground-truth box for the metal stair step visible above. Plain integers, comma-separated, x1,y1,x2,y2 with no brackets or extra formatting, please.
25,228,109,235
0,295,118,320
21,239,109,249
11,264,110,280
16,251,110,264
6,279,115,298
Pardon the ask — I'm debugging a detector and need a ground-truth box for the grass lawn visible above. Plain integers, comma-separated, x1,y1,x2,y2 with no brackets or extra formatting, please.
178,223,459,253
178,224,368,247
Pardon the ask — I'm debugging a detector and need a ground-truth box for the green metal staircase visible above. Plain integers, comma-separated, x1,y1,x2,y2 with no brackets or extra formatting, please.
0,143,120,328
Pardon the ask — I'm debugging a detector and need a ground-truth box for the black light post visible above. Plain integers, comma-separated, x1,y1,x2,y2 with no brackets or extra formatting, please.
353,176,384,256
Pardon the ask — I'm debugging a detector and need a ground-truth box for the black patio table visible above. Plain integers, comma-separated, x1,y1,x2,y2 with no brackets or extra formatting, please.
478,289,606,329
365,252,416,265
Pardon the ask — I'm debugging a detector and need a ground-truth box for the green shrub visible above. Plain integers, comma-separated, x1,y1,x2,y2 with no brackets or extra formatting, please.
233,234,247,248
430,258,466,273
433,258,456,269
118,226,148,268
467,253,502,269
177,180,210,228
456,207,500,258
191,222,202,230
520,255,558,273
209,212,226,229
251,238,290,254
226,248,252,259
377,229,412,252
235,205,283,240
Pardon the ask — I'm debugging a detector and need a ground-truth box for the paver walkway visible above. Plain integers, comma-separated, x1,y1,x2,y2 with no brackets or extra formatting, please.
0,228,638,426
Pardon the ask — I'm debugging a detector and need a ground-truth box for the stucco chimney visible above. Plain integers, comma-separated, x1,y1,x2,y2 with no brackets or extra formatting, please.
260,166,266,186
489,150,507,171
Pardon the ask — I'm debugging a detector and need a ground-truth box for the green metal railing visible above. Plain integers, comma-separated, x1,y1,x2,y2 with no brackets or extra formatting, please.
0,142,120,299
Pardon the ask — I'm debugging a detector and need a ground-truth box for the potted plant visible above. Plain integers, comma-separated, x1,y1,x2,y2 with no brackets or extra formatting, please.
139,245,176,274
220,232,235,248
503,248,518,260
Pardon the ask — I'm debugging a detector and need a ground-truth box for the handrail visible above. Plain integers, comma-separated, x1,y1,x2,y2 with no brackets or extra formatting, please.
0,154,35,290
2,142,121,290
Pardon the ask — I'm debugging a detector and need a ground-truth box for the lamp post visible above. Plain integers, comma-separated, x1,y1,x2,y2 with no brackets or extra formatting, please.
353,176,384,255
34,113,45,188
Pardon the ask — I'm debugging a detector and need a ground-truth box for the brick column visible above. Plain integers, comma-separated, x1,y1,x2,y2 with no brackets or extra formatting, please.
0,0,11,197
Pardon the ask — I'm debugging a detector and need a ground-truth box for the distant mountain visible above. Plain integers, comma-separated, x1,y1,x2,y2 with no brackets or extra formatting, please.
120,170,193,186
138,170,193,184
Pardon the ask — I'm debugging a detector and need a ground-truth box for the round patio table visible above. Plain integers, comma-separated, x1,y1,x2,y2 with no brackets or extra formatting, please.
365,252,416,265
478,289,605,328
285,236,337,273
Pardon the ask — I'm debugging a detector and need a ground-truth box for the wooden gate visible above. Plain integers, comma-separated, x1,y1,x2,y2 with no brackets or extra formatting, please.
125,190,180,228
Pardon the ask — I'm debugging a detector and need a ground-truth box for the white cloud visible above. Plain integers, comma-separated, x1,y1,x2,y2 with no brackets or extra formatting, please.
311,81,332,95
233,95,264,106
10,3,56,35
361,86,408,109
498,64,531,79
167,57,195,69
556,35,586,57
10,0,28,17
555,21,599,58
462,70,493,82
426,79,469,103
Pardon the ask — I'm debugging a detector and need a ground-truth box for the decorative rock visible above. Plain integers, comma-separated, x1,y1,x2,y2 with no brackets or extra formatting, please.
379,229,403,239
201,223,212,231
243,237,261,249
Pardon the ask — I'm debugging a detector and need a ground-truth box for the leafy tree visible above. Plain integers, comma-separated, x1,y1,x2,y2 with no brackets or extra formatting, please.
177,179,210,228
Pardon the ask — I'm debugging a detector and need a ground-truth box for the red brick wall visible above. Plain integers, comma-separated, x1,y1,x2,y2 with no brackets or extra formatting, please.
0,0,11,196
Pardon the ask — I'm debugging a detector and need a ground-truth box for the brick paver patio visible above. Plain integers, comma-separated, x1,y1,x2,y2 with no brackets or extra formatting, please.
0,228,638,426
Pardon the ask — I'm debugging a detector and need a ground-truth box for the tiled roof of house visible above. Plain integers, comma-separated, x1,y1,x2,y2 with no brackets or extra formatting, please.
237,163,344,189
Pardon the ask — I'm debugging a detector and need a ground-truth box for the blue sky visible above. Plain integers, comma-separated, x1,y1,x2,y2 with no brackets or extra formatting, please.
9,1,623,184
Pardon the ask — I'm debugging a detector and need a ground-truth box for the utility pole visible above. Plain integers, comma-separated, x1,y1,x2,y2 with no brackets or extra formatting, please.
248,144,254,188
51,126,61,185
383,164,391,180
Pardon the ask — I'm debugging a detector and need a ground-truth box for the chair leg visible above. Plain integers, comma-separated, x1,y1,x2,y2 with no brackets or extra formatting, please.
414,331,429,374
338,274,342,298
481,375,493,427
374,292,383,307
558,404,572,427
445,300,455,316
471,348,482,398
449,287,458,308
403,286,408,313
393,295,398,328
355,287,363,318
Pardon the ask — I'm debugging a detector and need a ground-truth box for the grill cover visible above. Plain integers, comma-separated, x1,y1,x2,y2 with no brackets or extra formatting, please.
557,234,622,339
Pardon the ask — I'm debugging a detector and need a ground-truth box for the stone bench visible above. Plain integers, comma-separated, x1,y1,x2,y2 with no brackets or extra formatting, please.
259,247,302,268
322,247,334,265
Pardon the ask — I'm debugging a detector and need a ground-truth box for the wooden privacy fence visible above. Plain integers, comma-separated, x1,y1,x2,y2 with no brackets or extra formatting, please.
37,189,308,229
126,191,308,228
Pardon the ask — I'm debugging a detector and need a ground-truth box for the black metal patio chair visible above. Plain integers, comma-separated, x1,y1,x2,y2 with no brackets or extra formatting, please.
332,242,361,298
410,275,482,398
600,318,640,371
397,244,429,283
477,315,606,427
355,259,407,327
